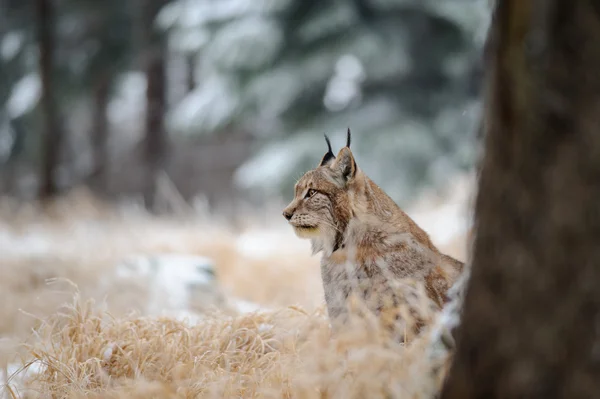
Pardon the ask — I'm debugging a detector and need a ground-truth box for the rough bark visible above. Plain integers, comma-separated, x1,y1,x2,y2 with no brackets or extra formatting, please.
36,0,62,200
441,1,600,397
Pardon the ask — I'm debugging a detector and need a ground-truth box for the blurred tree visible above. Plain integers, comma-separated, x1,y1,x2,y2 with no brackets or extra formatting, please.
59,0,134,192
0,0,37,194
442,1,600,397
36,0,63,199
160,0,491,205
1,0,134,197
137,0,170,211
89,70,110,191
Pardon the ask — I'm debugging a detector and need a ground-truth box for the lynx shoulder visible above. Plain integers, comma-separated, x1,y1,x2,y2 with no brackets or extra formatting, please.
282,129,464,333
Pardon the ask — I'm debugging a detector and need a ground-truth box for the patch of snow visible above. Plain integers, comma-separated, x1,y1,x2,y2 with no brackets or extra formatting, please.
231,298,264,314
171,309,205,325
6,74,41,119
108,72,146,139
234,227,311,260
323,54,365,111
431,0,492,46
410,202,468,247
258,323,273,332
245,67,302,119
1,31,24,61
0,229,53,258
296,1,355,43
167,74,239,135
4,361,44,392
407,173,474,247
236,230,285,259
8,361,44,376
168,27,211,53
115,253,219,314
324,74,361,112
102,343,115,362
155,1,182,30
205,16,283,70
234,143,296,191
158,0,293,30
163,0,252,28
234,134,319,192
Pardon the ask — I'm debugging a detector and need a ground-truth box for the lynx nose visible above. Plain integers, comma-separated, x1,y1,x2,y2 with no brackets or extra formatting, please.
283,210,293,221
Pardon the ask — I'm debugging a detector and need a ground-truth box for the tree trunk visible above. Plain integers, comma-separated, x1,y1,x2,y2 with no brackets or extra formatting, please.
186,54,196,93
442,1,600,397
89,72,111,193
143,52,166,211
137,0,168,211
36,0,62,200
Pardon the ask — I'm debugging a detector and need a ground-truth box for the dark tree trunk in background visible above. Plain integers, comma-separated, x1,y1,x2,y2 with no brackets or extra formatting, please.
144,52,167,210
442,1,600,397
36,0,62,200
90,72,111,193
186,54,196,92
137,0,168,211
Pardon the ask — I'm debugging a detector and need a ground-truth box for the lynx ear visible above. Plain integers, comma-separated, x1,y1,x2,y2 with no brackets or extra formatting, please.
332,147,356,182
319,134,335,166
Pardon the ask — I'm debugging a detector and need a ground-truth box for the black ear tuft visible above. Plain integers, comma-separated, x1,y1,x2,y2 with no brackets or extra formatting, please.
346,128,351,148
319,134,335,166
325,134,333,153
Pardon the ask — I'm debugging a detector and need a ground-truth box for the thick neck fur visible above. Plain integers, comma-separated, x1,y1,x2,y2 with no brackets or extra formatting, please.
311,168,436,258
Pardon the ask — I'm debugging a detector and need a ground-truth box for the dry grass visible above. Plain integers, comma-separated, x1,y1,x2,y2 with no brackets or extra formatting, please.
0,186,471,398
12,284,449,399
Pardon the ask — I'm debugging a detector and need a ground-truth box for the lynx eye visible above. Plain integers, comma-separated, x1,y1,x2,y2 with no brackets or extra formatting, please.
305,189,317,199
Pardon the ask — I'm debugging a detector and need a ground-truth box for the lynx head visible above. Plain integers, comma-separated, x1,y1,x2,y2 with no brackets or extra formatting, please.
282,128,360,254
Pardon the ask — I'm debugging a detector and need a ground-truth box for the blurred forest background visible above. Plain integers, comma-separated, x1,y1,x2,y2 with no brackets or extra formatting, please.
0,2,494,394
0,0,491,215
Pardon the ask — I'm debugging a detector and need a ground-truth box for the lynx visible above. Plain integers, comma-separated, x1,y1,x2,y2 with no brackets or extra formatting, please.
283,129,464,335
